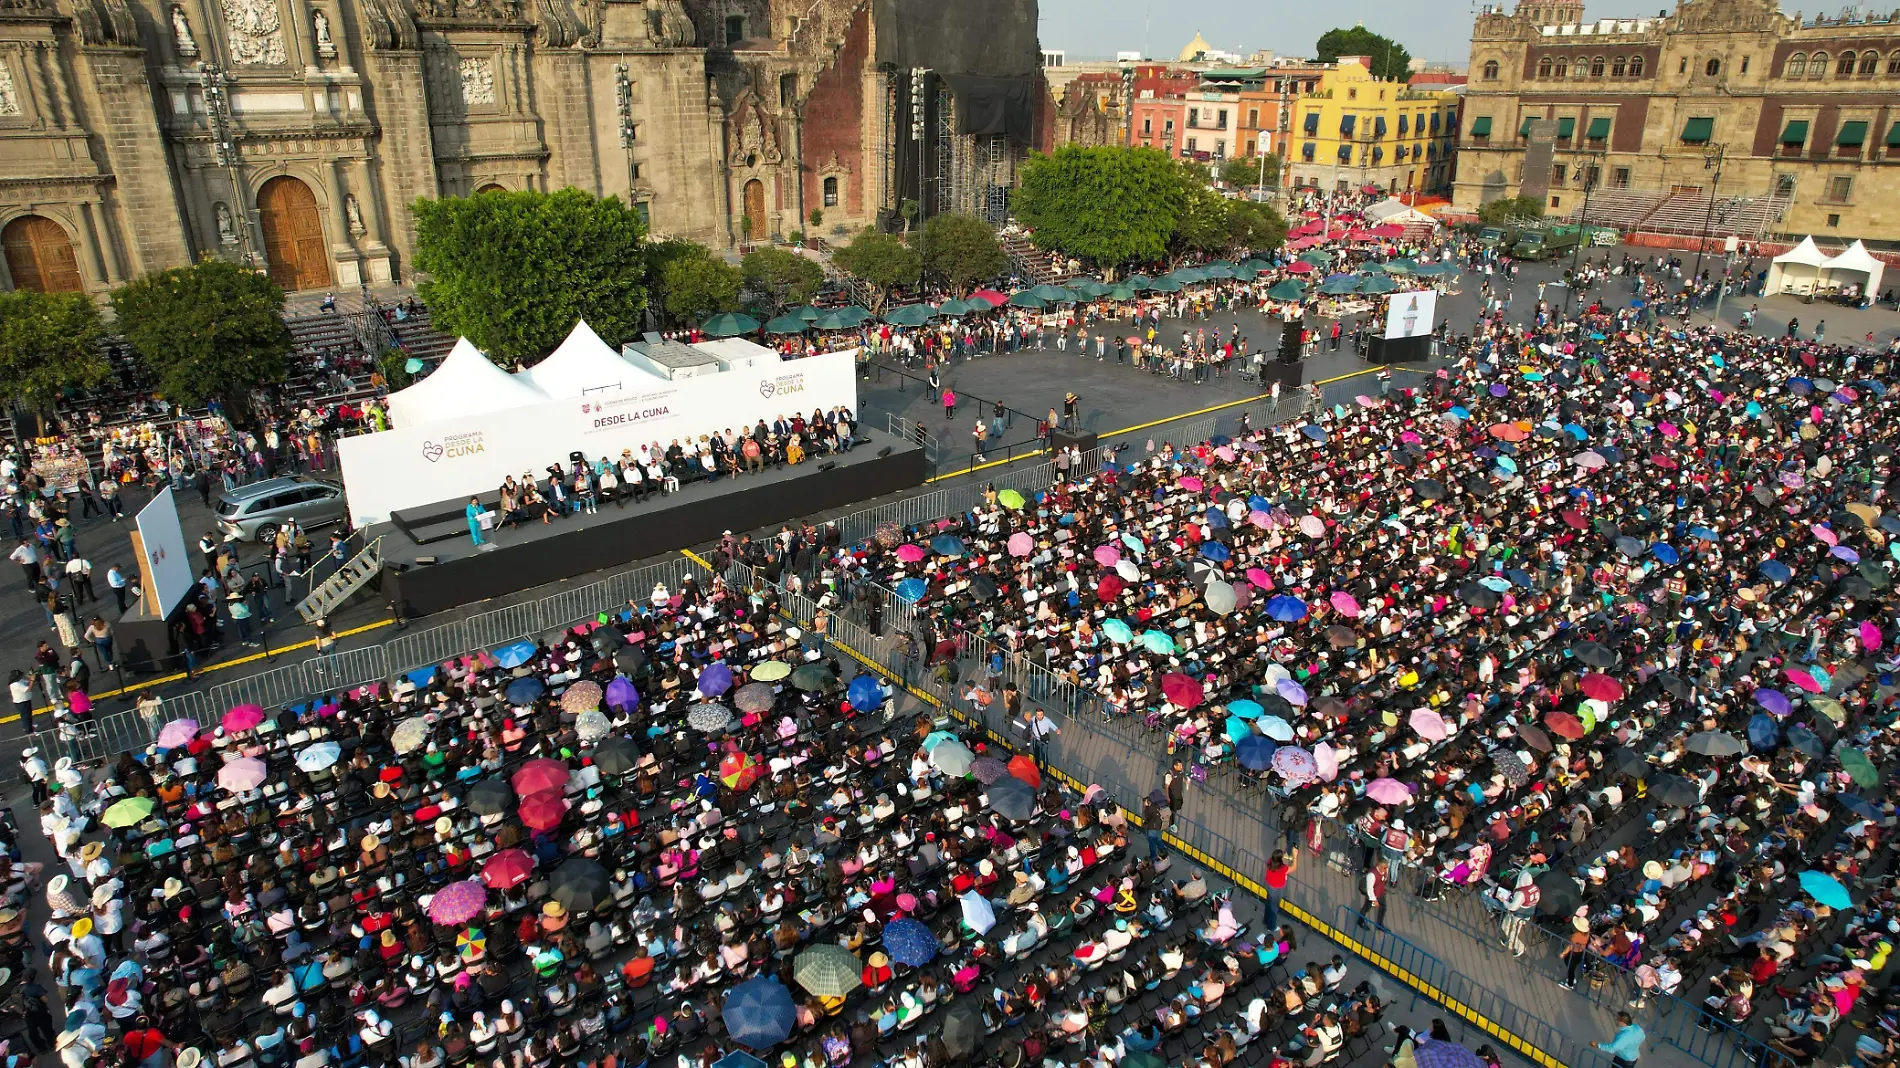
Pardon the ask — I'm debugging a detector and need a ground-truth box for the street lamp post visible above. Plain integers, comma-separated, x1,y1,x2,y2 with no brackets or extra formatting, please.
1565,149,1605,317
1688,142,1727,297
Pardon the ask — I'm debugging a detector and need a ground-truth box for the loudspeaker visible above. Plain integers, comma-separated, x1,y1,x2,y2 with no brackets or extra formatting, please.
876,446,893,458
415,556,438,566
1265,360,1304,389
818,460,837,471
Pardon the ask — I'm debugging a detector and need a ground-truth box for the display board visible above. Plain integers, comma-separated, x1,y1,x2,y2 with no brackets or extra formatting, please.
337,349,860,527
133,487,195,617
1383,290,1439,340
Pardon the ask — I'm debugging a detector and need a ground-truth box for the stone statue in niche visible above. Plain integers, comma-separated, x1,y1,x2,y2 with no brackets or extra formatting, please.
313,9,335,56
215,202,237,245
345,194,365,235
171,5,198,55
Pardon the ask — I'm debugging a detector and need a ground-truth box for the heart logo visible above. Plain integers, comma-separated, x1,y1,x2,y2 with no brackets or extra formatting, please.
421,440,444,463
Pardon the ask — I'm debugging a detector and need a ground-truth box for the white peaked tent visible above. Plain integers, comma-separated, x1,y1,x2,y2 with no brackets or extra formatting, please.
517,320,640,398
1820,239,1885,298
386,337,552,428
1765,235,1828,295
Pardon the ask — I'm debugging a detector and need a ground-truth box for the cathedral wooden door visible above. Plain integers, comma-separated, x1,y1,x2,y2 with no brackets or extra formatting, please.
743,179,767,240
2,215,84,293
257,176,333,291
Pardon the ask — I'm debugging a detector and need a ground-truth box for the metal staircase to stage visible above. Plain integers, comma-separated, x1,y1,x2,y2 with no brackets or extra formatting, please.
296,535,384,623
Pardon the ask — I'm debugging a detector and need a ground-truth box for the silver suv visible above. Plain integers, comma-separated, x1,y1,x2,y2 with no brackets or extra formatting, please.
215,476,349,544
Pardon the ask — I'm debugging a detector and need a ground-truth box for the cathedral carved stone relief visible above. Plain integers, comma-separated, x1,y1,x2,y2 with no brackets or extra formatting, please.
220,0,288,65
645,0,692,45
727,97,782,167
458,56,494,104
0,61,18,117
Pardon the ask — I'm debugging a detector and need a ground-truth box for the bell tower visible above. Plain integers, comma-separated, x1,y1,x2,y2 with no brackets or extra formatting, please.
1515,0,1584,24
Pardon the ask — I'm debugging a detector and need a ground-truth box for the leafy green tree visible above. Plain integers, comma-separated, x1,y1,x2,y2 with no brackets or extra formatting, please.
920,214,1007,295
1227,199,1289,252
110,258,290,424
831,227,921,311
1315,26,1413,81
648,240,742,326
1220,153,1281,189
411,188,650,363
1171,181,1233,258
1478,195,1546,225
741,247,824,314
1014,146,1188,267
0,289,109,415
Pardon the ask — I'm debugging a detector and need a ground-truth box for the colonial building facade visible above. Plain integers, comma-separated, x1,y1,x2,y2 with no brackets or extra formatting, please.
1456,0,1900,239
0,0,917,295
1288,57,1461,196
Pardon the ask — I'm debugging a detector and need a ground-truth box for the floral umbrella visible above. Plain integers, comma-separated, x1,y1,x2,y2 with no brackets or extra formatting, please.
561,681,603,714
428,879,488,925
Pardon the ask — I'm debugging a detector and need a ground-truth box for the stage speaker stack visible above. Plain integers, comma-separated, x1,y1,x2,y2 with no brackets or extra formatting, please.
1277,319,1305,363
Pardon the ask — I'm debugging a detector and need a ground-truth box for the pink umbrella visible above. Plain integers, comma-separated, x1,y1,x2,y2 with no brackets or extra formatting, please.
1284,261,1314,274
1399,430,1421,444
1329,591,1361,617
1657,422,1680,439
221,704,266,732
1160,673,1204,709
1008,532,1034,557
1249,510,1272,529
1811,524,1839,546
1354,395,1381,408
481,849,535,889
1298,515,1326,538
156,718,200,749
1409,708,1448,741
1214,446,1236,462
1366,777,1413,805
1179,476,1204,492
1246,567,1275,590
1578,673,1625,702
1371,224,1404,238
1784,669,1823,694
218,757,268,792
1094,544,1121,567
1313,741,1339,781
1862,621,1883,651
1573,451,1606,470
896,544,927,563
427,879,489,925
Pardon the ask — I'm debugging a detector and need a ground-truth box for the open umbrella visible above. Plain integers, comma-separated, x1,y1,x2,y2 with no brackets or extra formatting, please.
480,848,535,889
1799,870,1852,910
1544,711,1585,740
504,677,544,705
391,717,430,754
1265,596,1309,622
1008,755,1042,788
1409,708,1448,741
1516,724,1552,752
930,740,975,777
218,757,268,792
221,704,266,732
296,741,342,772
881,918,939,966
1365,778,1412,805
156,718,200,749
548,857,610,913
792,944,862,998
791,665,833,692
846,674,884,712
1571,642,1617,669
1578,674,1625,702
985,776,1037,820
466,777,515,816
724,976,797,1047
720,751,763,791
517,790,569,831
1687,732,1745,757
697,662,734,697
688,702,735,732
1647,776,1699,807
1413,1043,1486,1068
1161,673,1204,709
959,891,997,934
512,758,570,796
560,680,603,713
1235,734,1277,770
591,736,640,776
733,682,775,714
1534,870,1582,915
428,879,488,925
751,661,792,682
1272,746,1318,783
701,312,761,338
1837,745,1880,789
941,1001,985,1058
102,796,154,828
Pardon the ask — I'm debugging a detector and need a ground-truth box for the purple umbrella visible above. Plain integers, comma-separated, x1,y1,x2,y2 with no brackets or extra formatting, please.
697,662,734,697
1754,687,1792,716
428,878,488,925
156,718,200,749
1413,1041,1486,1068
604,677,640,712
1275,678,1309,706
1366,777,1413,805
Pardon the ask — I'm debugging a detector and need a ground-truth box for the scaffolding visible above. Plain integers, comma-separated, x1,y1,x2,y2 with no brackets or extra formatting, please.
981,134,1012,224
933,84,958,218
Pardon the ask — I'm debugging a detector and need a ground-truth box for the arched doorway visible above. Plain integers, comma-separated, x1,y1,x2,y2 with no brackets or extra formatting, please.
476,183,507,194
742,179,767,240
256,176,333,291
2,215,84,293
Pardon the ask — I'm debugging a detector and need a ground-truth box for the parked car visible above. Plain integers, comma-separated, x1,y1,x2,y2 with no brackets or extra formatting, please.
216,476,348,544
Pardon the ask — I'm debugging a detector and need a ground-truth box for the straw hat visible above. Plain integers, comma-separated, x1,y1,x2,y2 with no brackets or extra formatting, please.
542,901,566,918
868,952,889,969
91,885,115,908
433,816,454,836
162,878,185,901
79,841,103,865
178,1049,204,1068
361,834,381,852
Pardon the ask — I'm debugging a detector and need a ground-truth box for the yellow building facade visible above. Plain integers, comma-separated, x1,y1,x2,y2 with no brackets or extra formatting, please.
1288,58,1463,195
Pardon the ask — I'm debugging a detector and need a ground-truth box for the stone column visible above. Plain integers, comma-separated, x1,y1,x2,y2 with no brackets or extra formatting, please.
328,157,364,285
787,109,806,237
39,42,76,128
22,43,56,128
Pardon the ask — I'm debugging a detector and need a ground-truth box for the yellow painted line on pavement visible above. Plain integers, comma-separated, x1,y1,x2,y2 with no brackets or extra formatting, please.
687,545,1568,1068
922,365,1390,484
5,617,397,724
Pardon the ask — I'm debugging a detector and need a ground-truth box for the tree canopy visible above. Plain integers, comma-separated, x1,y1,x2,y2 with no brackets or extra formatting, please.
831,228,920,311
0,289,109,413
1219,154,1281,189
110,258,290,423
411,188,650,363
1478,195,1546,225
1015,146,1188,266
1315,26,1413,81
1226,199,1289,253
740,247,824,314
920,214,1007,294
648,240,741,327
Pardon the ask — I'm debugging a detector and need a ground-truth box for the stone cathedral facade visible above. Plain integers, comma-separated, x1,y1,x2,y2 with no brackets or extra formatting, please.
0,0,890,295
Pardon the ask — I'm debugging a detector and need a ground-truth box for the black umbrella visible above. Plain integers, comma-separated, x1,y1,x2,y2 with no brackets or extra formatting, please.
1647,775,1699,808
1258,693,1296,718
969,576,999,602
1535,870,1582,915
466,777,515,816
1752,485,1778,506
590,629,626,655
1654,673,1691,699
592,736,641,776
1463,476,1494,499
1831,511,1867,532
549,857,611,913
1614,536,1645,558
985,776,1037,821
1593,519,1622,540
1457,581,1500,609
791,665,833,692
1860,562,1892,589
941,1000,984,1058
1412,479,1447,500
1841,576,1876,600
1608,749,1648,777
614,646,649,676
1571,642,1617,669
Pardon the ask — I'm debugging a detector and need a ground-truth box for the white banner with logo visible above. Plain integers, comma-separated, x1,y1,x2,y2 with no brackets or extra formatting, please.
337,349,859,527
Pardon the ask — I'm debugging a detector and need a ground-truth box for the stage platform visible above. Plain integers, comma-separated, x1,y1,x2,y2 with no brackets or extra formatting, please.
376,430,927,617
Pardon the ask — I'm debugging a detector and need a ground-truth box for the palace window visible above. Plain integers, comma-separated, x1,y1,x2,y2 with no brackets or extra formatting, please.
1612,56,1627,76
1705,58,1720,77
823,176,839,206
1861,51,1879,74
1809,53,1829,77
1787,53,1806,77
1482,60,1500,79
1538,56,1553,78
1628,55,1644,76
1552,56,1568,77
1591,56,1605,76
1838,51,1858,76
1889,51,1900,75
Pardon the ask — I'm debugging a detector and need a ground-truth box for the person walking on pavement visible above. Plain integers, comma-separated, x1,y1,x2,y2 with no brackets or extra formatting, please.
1597,1013,1645,1068
1263,851,1291,931
1164,760,1188,818
1024,706,1058,770
1141,793,1169,861
1359,859,1390,929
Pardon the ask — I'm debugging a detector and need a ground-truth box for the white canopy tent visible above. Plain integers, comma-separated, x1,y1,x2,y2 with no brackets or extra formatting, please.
1764,235,1828,296
1819,239,1885,300
386,337,552,428
517,320,643,398
1363,198,1436,228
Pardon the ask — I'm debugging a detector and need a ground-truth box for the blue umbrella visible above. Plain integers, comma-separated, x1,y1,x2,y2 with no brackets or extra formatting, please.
1199,541,1231,562
1838,794,1880,820
846,674,884,712
1477,576,1511,593
1121,531,1145,551
1505,569,1534,588
1226,715,1254,742
1760,559,1793,583
1228,699,1265,719
1449,406,1471,420
505,677,544,705
1413,1043,1485,1068
1652,543,1680,565
1787,723,1824,757
931,534,966,557
723,976,796,1048
1139,630,1177,655
1563,423,1588,441
894,578,927,603
881,918,939,966
1258,715,1295,741
697,662,733,697
1235,734,1277,770
1798,870,1852,910
713,1054,770,1068
1746,713,1780,750
1265,596,1308,622
494,640,537,669
1300,425,1327,442
1688,526,1720,542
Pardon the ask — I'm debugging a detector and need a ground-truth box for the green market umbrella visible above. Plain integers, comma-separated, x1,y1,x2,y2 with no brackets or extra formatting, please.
1067,279,1110,298
1107,284,1138,300
763,315,810,335
882,304,938,327
1414,262,1460,278
1298,250,1334,265
1238,259,1271,275
1165,267,1206,284
1200,264,1238,279
1148,277,1183,293
789,304,824,321
811,307,871,330
937,298,975,317
1380,259,1420,275
1318,277,1362,296
701,312,760,337
1358,274,1399,294
1124,274,1156,290
1007,291,1048,309
1028,283,1074,302
963,295,996,312
1265,280,1307,301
